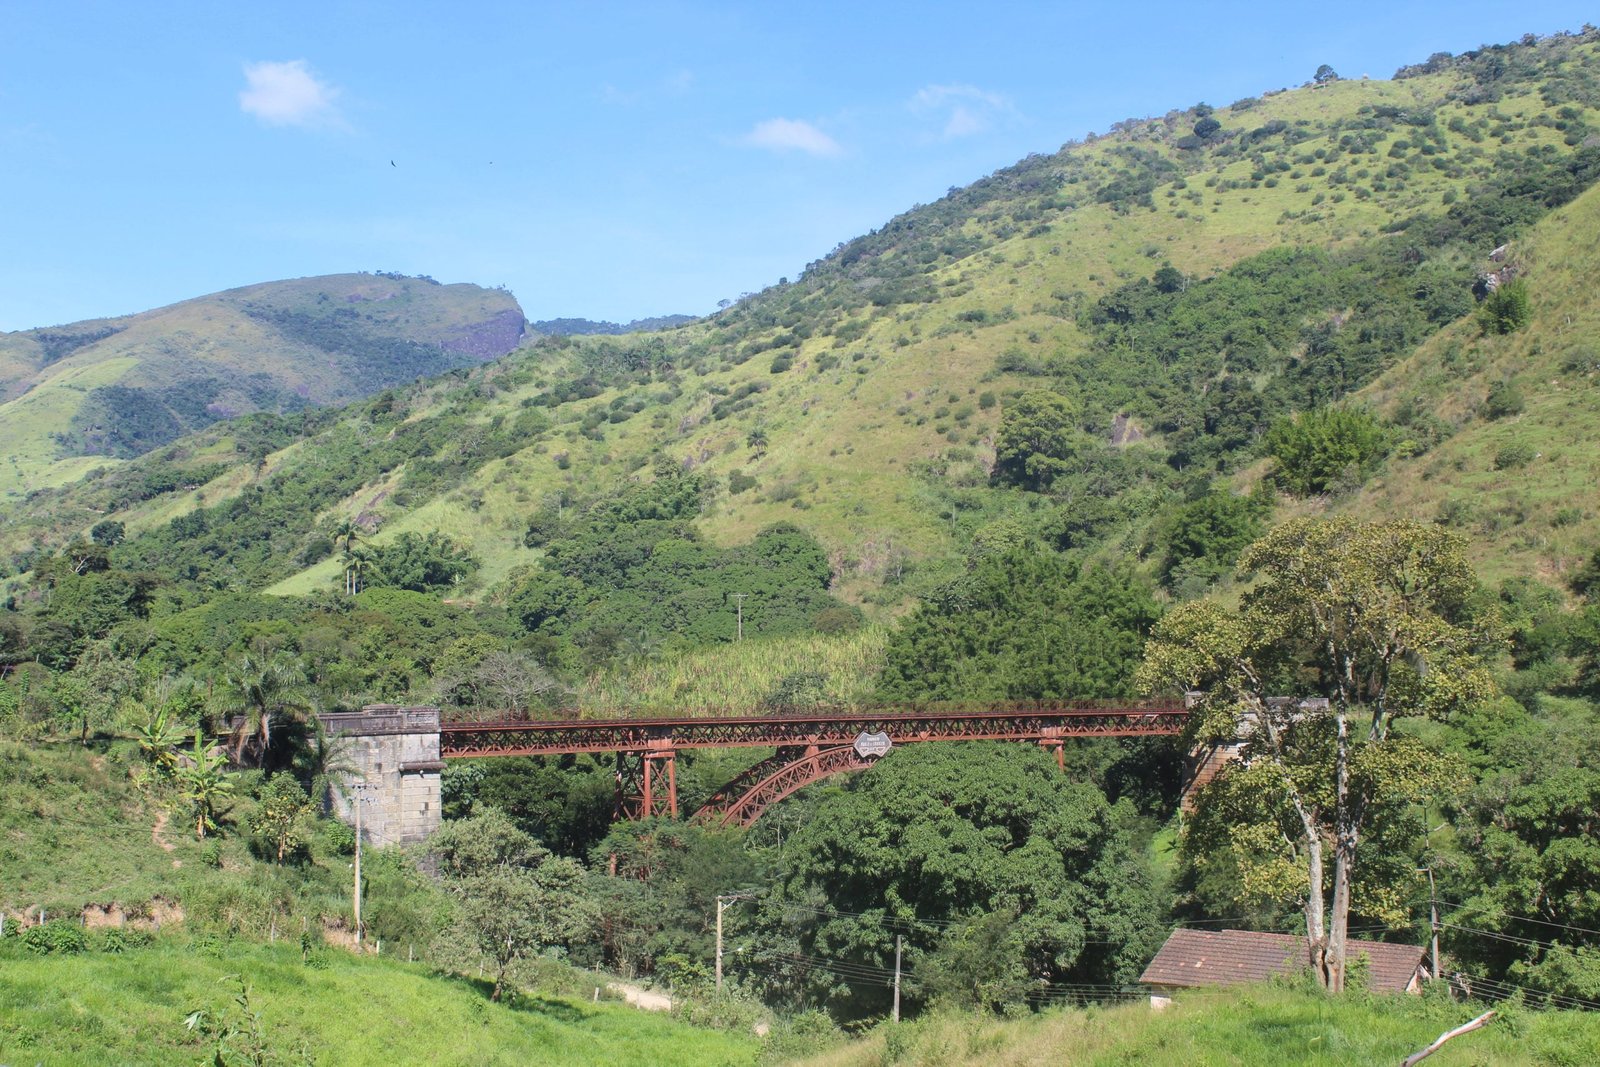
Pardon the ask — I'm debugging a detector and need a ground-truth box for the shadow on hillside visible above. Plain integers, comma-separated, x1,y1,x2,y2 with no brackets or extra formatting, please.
442,971,598,1022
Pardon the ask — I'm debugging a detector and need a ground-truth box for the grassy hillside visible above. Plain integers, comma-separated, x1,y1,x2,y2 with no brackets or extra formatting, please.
0,940,758,1066
8,33,1600,613
1340,179,1600,587
2,32,1599,706
0,272,526,499
798,988,1600,1067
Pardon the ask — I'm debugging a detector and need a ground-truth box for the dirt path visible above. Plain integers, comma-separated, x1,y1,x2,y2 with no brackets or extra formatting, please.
605,982,673,1012
151,811,175,852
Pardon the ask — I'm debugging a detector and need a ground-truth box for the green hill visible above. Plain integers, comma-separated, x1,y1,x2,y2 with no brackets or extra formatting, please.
0,940,758,1066
0,273,526,499
8,31,1600,616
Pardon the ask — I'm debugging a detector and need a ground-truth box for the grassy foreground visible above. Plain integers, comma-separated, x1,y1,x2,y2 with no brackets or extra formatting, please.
801,988,1600,1067
0,939,758,1067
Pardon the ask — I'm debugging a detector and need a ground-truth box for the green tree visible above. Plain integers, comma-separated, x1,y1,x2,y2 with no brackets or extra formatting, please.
216,650,314,766
1136,518,1495,991
914,910,1032,1013
1264,406,1389,496
250,775,316,863
1478,278,1531,335
1441,696,1600,1000
366,531,480,592
992,389,1083,491
132,697,188,778
758,743,1162,1019
878,546,1159,701
429,809,599,1001
90,520,126,547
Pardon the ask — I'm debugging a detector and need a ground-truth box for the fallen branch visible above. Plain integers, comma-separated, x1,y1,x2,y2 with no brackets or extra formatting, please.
1400,1010,1496,1067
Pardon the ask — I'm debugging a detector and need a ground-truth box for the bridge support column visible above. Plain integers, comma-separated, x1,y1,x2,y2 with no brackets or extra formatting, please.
615,744,678,820
321,705,443,847
1037,738,1065,772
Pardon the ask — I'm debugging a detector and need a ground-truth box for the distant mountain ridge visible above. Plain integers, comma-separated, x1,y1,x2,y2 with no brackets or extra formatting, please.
0,273,527,498
529,314,697,336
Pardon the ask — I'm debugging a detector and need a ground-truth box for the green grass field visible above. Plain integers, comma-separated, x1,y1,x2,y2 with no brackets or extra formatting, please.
800,986,1600,1067
0,939,759,1066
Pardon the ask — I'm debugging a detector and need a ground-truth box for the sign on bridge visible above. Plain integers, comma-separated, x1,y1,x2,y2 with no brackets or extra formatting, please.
853,731,893,759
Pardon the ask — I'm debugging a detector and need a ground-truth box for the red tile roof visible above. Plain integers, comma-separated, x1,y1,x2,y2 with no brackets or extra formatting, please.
1139,928,1426,994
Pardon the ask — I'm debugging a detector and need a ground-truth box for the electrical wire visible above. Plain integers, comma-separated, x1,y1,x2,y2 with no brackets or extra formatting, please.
1435,897,1600,940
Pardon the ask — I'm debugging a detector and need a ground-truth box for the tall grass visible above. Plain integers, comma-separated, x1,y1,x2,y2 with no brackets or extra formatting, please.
798,986,1600,1067
578,628,889,717
0,939,759,1066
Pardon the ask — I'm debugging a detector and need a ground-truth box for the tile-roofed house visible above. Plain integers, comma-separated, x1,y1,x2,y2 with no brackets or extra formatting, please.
1140,928,1430,996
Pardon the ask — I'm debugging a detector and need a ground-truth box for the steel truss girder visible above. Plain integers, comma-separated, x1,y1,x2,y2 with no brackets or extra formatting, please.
440,702,1187,760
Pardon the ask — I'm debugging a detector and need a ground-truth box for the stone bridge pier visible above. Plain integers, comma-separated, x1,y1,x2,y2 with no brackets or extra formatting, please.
322,705,444,847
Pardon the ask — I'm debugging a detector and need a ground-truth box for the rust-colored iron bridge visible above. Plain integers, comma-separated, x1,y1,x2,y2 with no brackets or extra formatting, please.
440,701,1187,828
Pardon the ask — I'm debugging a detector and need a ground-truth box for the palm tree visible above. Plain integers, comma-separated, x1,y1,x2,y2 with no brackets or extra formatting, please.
216,651,314,766
342,544,377,596
294,717,360,812
177,729,234,839
746,427,770,459
332,519,369,595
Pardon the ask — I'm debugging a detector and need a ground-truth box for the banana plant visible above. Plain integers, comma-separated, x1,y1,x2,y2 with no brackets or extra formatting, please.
176,729,234,839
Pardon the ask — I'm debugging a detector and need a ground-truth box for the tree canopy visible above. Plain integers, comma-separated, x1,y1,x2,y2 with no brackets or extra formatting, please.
1137,517,1496,991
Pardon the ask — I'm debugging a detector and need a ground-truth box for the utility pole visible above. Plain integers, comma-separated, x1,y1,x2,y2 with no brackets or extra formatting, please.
1422,866,1440,980
732,594,747,641
892,934,903,1023
353,786,367,949
715,893,753,993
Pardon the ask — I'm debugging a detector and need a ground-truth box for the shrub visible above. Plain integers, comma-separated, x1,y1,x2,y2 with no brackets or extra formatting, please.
727,469,759,495
1483,380,1525,419
1478,279,1531,335
22,920,88,955
1494,442,1536,470
1265,407,1390,496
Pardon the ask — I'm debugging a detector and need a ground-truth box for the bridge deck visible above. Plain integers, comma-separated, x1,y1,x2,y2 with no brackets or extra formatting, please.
439,702,1187,758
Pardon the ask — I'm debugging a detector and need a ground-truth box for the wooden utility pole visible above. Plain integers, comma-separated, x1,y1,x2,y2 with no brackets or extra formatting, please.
715,895,727,993
732,594,747,641
892,934,903,1023
1427,867,1440,981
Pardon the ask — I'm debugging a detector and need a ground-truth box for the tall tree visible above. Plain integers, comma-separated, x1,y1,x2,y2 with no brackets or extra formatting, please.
757,743,1162,1019
429,809,598,1001
1136,517,1495,991
216,650,314,766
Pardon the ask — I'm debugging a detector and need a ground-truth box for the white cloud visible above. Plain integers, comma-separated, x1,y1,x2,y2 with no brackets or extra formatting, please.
743,118,841,157
910,83,1014,139
239,60,342,128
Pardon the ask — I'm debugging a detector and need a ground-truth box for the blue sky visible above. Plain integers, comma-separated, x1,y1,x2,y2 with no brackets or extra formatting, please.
2,2,1595,331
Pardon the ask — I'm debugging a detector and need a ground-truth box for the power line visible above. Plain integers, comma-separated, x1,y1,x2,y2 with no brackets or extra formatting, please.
1436,898,1600,941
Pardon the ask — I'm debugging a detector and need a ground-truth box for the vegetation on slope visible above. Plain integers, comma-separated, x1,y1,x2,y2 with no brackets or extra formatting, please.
798,987,1600,1067
3,28,1600,1052
0,272,526,497
0,939,758,1067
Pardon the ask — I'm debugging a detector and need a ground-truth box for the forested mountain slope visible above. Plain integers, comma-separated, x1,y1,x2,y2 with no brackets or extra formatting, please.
5,31,1600,654
0,273,525,498
6,28,1600,1033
